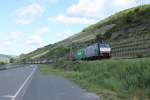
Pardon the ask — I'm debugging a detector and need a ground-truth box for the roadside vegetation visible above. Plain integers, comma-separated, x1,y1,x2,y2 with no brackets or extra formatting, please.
0,61,6,65
39,58,150,100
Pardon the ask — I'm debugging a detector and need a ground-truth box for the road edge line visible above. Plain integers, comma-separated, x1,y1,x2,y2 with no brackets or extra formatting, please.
11,65,37,100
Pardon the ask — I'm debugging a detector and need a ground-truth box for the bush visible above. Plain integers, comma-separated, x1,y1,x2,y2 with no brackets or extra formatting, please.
135,52,143,58
0,61,6,65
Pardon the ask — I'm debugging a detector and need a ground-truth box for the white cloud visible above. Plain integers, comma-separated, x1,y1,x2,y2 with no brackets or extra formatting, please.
67,0,105,18
0,32,22,49
8,32,22,40
13,3,44,24
42,0,58,3
3,41,11,46
0,40,11,48
49,0,106,25
113,0,137,8
49,14,97,25
38,26,49,33
27,35,45,46
67,0,138,18
50,0,140,25
29,0,58,3
16,19,33,24
13,0,58,24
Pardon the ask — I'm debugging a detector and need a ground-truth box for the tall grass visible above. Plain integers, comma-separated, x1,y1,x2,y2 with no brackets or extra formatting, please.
51,58,150,100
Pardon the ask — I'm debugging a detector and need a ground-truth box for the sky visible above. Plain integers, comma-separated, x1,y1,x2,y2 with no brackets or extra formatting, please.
0,0,149,55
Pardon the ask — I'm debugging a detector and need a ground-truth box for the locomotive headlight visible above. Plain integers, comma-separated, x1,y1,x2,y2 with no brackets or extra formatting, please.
100,48,111,52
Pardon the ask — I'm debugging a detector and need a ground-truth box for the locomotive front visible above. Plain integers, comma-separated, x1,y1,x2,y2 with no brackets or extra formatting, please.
99,43,111,58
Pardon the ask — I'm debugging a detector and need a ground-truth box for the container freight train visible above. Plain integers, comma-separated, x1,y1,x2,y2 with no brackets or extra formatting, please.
68,42,111,60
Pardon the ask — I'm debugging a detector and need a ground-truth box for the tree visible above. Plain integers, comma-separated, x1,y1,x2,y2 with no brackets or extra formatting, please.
9,58,14,63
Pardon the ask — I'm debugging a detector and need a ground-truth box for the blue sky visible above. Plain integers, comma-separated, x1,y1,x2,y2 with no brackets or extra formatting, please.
0,0,149,55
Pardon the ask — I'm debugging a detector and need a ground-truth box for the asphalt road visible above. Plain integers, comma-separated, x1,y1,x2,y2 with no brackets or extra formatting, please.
0,65,100,100
23,68,100,100
0,65,36,100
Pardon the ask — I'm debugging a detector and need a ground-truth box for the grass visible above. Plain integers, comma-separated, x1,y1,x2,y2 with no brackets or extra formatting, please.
83,4,150,33
0,61,6,65
39,58,150,100
39,64,63,75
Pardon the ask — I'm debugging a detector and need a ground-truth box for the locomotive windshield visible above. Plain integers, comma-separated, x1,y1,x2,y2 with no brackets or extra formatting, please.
100,44,110,48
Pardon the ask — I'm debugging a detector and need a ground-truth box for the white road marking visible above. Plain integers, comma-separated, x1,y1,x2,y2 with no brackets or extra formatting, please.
2,95,14,98
10,66,37,100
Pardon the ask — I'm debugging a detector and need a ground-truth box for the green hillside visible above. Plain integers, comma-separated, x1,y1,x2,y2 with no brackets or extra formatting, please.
18,4,150,62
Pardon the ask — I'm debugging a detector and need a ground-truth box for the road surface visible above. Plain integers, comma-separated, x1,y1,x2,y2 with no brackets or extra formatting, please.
0,65,36,100
0,65,100,100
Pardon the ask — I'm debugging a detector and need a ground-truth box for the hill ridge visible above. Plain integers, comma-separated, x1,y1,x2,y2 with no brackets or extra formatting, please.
18,4,150,62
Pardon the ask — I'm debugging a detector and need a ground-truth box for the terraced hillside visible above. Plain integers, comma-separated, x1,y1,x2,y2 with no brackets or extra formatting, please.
18,4,150,62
